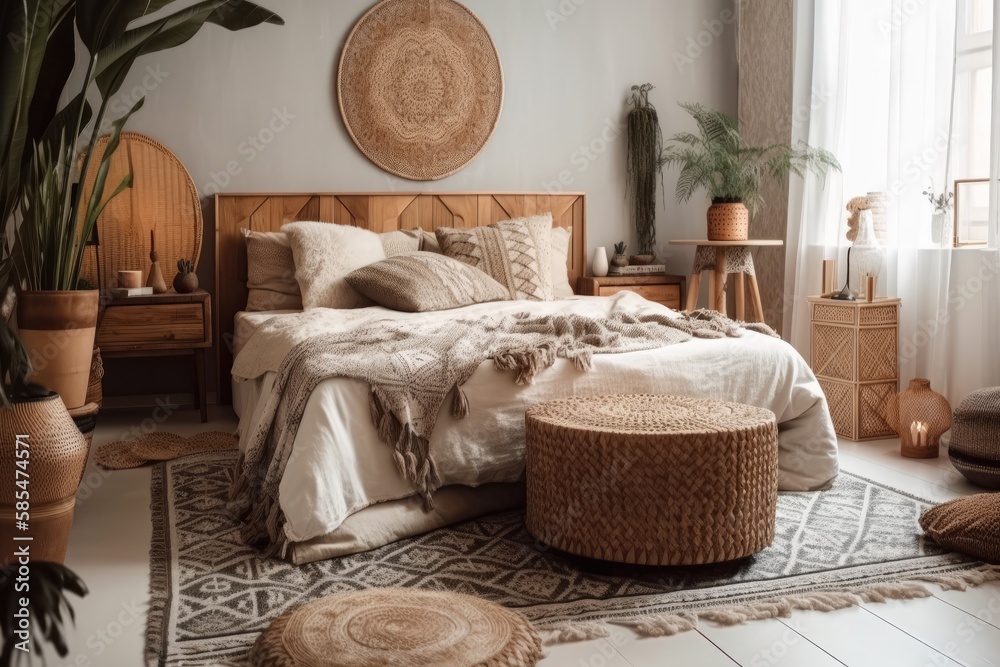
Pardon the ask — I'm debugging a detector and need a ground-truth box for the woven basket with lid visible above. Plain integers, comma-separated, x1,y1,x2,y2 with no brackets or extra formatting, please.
525,394,779,566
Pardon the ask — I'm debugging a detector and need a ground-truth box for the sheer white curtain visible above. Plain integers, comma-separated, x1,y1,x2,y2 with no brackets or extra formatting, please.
786,0,1000,405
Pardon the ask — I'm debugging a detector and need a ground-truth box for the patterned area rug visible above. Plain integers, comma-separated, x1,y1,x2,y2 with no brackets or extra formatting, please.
146,452,985,666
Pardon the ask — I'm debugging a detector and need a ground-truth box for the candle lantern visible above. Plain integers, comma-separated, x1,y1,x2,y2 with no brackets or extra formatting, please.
887,379,952,458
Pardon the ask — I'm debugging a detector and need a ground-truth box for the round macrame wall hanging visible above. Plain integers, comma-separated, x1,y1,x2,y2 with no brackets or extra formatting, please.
337,0,504,181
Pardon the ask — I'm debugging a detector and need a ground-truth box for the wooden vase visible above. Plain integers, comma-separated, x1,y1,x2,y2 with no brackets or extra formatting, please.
707,202,749,241
0,392,90,565
16,290,99,410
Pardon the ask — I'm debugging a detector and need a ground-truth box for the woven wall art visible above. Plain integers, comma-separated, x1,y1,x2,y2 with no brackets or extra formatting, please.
337,0,504,181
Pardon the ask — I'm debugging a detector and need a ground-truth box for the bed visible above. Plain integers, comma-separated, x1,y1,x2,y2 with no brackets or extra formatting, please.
216,192,839,564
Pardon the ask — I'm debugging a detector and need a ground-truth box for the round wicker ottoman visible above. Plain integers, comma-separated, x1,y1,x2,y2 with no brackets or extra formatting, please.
949,387,1000,489
525,394,779,566
249,588,542,667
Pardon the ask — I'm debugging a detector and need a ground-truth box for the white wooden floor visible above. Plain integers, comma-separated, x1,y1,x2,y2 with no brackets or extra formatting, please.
58,408,1000,667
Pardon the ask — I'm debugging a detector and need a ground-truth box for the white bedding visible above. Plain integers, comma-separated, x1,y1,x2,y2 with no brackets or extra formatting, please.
233,294,839,548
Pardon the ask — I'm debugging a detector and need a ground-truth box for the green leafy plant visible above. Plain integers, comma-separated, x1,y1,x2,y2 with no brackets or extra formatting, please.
660,102,841,216
177,258,194,275
0,0,283,405
0,562,87,666
626,84,664,256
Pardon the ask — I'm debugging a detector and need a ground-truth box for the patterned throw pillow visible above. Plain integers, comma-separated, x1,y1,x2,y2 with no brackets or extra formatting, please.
345,252,509,313
242,229,303,312
920,493,1000,563
435,214,554,301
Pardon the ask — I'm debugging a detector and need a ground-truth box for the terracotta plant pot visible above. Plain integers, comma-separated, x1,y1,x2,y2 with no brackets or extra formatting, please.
707,202,749,241
173,272,199,294
16,290,99,410
0,391,90,565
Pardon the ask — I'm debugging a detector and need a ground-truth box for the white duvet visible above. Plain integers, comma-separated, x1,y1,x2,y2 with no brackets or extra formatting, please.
233,294,839,546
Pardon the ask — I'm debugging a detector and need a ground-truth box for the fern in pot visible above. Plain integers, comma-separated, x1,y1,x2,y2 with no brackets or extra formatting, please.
661,103,841,241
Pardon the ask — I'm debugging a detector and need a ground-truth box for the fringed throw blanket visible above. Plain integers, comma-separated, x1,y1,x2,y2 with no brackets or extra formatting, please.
229,294,776,556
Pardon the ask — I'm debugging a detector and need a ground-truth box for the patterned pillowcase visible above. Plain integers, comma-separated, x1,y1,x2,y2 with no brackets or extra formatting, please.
920,493,1000,563
435,214,554,301
242,229,303,312
345,252,510,313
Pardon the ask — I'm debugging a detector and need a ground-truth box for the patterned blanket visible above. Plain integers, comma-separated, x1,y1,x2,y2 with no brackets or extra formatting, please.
229,295,775,557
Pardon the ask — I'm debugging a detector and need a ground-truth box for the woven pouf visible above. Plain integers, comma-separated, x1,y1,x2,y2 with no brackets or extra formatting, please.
525,394,779,566
249,588,542,667
949,387,1000,489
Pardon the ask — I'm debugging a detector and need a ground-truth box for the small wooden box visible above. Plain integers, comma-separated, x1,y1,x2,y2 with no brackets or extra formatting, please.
577,275,685,310
808,296,900,441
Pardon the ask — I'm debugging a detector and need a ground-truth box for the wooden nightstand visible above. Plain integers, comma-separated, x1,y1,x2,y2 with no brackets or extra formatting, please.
577,275,686,310
96,289,212,422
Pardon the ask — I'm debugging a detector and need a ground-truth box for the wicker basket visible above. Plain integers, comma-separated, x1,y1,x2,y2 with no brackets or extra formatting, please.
525,394,779,566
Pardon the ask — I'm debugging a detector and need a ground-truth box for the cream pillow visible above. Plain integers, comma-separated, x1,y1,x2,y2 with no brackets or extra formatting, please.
549,226,574,298
345,252,509,313
242,229,303,312
435,214,554,301
380,229,424,257
283,222,386,309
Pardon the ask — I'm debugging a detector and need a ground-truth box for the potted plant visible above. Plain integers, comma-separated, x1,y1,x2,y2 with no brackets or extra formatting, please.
611,243,629,268
0,0,284,410
626,84,663,260
0,561,87,666
661,103,841,241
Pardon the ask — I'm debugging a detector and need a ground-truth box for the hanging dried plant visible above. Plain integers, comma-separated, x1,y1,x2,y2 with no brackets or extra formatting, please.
626,84,664,256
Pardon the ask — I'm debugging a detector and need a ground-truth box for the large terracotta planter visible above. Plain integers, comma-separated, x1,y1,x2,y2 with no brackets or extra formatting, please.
0,391,90,565
16,290,99,410
707,202,749,241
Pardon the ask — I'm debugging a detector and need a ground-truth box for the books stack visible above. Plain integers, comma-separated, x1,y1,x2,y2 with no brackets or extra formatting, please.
110,286,154,297
608,264,666,276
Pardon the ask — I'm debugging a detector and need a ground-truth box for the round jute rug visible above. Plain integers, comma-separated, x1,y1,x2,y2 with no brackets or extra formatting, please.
337,0,504,181
94,431,238,470
249,588,542,667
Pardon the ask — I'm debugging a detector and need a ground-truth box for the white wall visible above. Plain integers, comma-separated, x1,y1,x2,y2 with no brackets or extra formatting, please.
94,0,738,396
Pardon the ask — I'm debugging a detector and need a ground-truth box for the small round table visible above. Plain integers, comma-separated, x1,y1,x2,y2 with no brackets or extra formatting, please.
669,239,784,322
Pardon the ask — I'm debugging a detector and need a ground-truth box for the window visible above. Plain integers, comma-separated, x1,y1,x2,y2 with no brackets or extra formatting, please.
951,0,993,244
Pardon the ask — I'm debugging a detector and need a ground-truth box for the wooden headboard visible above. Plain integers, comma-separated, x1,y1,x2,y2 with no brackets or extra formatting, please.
215,192,587,404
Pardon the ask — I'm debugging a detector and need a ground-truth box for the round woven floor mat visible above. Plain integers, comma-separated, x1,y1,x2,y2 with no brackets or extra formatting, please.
250,588,542,667
95,431,238,470
337,0,504,181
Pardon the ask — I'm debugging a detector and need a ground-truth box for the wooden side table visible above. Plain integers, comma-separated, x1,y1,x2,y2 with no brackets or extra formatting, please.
577,274,686,310
668,240,783,322
807,296,900,441
96,289,212,422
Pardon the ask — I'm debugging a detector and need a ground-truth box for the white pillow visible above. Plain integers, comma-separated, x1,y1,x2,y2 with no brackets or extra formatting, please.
550,227,574,298
283,221,386,309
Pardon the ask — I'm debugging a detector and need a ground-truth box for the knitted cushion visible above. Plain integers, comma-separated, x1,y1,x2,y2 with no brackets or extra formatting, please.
249,588,542,667
243,229,303,312
345,252,509,313
920,494,1000,564
436,215,554,301
949,387,1000,489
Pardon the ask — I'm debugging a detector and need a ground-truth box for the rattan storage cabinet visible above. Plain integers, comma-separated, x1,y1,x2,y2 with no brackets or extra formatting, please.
525,394,779,566
807,297,901,441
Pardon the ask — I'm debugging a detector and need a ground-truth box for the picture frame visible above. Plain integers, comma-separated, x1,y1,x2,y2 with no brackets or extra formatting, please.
953,178,990,247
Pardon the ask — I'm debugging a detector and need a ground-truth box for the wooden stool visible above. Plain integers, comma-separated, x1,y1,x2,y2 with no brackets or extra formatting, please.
669,240,783,322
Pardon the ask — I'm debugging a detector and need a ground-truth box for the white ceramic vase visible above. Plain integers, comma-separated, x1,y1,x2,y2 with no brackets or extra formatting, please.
592,247,609,277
